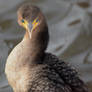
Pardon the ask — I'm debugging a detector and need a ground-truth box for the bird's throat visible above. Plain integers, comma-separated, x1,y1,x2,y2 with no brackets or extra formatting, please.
24,29,32,40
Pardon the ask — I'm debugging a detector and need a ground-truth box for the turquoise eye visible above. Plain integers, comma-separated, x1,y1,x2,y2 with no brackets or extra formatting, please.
21,19,25,23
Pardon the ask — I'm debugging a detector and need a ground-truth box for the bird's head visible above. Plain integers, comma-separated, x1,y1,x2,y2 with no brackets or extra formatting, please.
17,3,48,35
17,3,49,52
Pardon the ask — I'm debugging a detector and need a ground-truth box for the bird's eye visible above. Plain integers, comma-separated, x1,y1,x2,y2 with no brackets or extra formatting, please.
21,19,25,23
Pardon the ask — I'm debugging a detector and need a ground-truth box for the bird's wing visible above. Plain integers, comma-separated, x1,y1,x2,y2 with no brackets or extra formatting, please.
28,64,72,92
44,53,89,92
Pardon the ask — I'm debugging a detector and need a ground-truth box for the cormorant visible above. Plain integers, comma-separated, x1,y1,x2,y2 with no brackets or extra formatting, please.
5,3,89,92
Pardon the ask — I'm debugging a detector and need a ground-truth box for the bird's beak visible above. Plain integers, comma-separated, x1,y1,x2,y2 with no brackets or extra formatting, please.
22,18,39,32
22,18,39,39
27,19,39,39
28,18,39,32
27,22,33,31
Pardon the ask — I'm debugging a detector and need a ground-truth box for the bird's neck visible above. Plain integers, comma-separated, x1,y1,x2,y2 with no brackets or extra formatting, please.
23,30,44,54
24,30,30,39
22,26,49,63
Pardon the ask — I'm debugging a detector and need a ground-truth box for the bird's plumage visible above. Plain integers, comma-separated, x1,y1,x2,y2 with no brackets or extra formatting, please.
5,3,89,92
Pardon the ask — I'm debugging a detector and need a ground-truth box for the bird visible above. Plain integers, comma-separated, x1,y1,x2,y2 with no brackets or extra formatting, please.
5,3,89,92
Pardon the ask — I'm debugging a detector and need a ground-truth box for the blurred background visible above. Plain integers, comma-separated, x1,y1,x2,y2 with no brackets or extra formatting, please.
0,0,92,92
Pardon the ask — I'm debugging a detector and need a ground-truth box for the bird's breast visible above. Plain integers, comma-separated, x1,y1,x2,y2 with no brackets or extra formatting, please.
5,41,33,86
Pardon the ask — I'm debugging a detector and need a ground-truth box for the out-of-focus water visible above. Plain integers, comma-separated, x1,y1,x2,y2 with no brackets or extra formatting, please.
0,0,92,92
